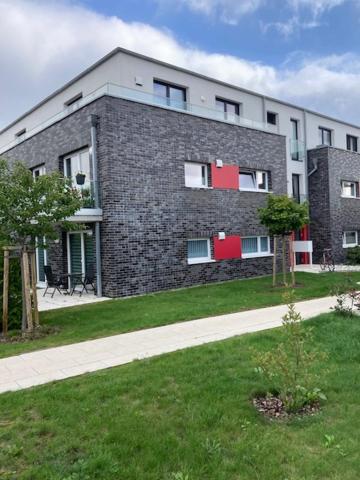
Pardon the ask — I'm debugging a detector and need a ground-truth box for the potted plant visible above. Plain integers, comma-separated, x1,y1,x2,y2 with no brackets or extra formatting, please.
75,171,86,185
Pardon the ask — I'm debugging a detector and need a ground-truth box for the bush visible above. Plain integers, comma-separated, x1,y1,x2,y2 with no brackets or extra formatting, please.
0,253,22,332
346,246,360,265
254,292,327,413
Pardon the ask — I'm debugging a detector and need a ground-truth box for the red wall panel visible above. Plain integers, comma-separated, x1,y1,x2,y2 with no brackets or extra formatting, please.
300,224,310,264
211,164,239,190
214,236,242,261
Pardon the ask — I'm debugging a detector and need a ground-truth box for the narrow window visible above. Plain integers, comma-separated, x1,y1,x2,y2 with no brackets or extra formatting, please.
290,119,299,161
184,162,208,188
267,111,277,126
319,127,332,146
64,92,83,107
187,239,211,264
346,134,358,152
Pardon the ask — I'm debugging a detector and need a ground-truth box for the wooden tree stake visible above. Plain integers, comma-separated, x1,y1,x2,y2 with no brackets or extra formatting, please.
2,249,9,336
22,249,33,332
30,251,39,328
272,236,277,287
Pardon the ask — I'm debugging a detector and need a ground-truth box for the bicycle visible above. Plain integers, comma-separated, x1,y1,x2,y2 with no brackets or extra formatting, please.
319,248,335,272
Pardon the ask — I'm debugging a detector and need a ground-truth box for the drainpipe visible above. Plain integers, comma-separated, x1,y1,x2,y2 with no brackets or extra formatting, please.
90,114,102,297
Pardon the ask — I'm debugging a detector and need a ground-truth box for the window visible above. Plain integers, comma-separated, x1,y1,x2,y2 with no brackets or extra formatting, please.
347,134,358,153
343,231,358,248
267,111,277,126
153,80,186,109
319,127,332,146
290,119,299,161
64,149,91,189
239,170,268,191
187,239,211,264
216,98,240,121
64,92,83,107
32,165,46,180
184,162,208,188
242,236,270,258
292,174,301,203
15,128,26,141
341,181,358,198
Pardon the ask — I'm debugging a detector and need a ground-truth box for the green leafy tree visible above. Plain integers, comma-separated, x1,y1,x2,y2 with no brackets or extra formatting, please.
259,195,309,286
0,159,82,332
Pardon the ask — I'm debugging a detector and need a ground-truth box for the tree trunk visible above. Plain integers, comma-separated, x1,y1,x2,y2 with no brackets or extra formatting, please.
2,250,9,336
282,236,287,286
272,236,277,287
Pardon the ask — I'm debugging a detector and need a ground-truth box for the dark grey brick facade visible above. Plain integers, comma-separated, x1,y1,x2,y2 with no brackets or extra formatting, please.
3,96,287,297
308,146,360,263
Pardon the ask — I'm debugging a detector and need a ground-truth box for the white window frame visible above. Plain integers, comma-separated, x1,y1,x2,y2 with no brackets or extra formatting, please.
64,148,91,189
341,181,357,198
239,170,268,192
343,231,358,248
32,165,46,179
187,238,212,264
184,162,209,189
242,236,271,258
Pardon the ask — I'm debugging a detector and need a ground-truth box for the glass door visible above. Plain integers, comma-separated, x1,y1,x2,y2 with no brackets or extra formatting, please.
36,237,47,286
68,232,94,287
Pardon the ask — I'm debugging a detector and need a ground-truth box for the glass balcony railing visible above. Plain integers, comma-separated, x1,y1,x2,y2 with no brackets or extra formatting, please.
290,139,306,161
0,83,273,153
73,180,101,211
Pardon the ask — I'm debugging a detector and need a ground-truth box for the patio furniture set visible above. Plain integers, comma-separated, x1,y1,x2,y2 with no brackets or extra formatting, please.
43,265,96,298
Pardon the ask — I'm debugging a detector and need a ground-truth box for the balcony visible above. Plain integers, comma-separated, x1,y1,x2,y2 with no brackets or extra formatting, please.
289,139,306,161
67,180,102,222
0,83,274,154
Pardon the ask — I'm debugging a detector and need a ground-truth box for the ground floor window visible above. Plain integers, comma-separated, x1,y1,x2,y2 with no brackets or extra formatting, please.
242,236,270,258
67,231,94,285
343,231,358,248
187,238,211,264
35,236,47,284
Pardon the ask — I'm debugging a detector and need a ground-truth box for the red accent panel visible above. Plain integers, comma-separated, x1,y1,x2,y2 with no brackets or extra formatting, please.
214,236,242,261
300,225,310,264
211,164,239,190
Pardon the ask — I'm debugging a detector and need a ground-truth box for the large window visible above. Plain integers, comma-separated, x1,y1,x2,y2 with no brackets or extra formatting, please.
242,236,270,258
343,231,358,248
346,134,358,153
153,80,186,110
341,181,358,198
184,162,208,188
187,239,211,264
239,170,268,191
319,127,332,146
216,98,240,122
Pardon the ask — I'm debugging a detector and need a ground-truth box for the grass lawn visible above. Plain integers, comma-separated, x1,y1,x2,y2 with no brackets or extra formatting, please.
0,311,359,479
1,271,360,359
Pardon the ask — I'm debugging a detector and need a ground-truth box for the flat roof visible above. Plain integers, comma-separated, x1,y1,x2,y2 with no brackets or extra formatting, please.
2,46,360,134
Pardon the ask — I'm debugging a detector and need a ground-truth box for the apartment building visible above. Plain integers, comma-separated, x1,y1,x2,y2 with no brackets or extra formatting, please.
0,47,359,296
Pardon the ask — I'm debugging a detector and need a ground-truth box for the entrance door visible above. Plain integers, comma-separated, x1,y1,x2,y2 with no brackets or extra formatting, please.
67,232,94,286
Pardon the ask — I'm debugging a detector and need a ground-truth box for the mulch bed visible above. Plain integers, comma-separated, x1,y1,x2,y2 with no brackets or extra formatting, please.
253,395,320,420
0,326,59,344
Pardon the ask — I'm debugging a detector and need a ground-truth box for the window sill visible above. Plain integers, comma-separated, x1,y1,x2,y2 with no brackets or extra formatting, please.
239,188,270,193
343,245,358,249
341,195,359,199
185,186,213,190
188,259,216,265
242,253,273,259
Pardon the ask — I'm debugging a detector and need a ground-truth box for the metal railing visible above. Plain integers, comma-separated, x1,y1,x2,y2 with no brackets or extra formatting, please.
0,83,273,153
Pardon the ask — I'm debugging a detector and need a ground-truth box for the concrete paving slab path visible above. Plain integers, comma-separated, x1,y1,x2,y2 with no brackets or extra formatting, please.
0,295,336,394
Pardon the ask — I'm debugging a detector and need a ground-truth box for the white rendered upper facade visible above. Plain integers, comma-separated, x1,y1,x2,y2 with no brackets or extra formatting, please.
1,47,360,199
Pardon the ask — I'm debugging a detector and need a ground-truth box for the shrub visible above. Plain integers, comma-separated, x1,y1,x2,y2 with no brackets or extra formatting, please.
346,246,360,265
0,253,22,332
254,292,326,413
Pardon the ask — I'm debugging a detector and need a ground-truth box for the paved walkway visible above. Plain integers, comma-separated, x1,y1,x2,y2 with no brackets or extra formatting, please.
38,290,110,312
295,264,360,274
0,296,336,395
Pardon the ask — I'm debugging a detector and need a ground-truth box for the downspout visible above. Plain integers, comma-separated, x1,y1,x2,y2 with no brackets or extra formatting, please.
90,114,102,297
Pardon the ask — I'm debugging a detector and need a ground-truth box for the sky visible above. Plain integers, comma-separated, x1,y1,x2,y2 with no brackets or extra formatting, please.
1,0,360,129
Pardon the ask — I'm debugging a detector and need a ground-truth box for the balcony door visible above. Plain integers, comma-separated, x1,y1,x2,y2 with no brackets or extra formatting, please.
67,232,94,284
290,119,299,161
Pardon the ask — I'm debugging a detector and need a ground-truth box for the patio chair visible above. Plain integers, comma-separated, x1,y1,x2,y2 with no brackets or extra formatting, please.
43,266,67,298
80,264,96,295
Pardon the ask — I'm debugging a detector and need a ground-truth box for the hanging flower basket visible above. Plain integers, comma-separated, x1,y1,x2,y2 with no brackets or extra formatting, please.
75,172,86,185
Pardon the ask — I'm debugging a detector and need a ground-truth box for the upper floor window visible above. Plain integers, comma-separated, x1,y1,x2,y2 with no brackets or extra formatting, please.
153,80,186,110
215,98,240,121
64,149,91,189
64,92,83,108
290,119,300,161
267,111,277,126
341,180,358,198
184,162,208,188
187,238,211,264
239,170,268,192
319,127,332,146
15,128,26,142
346,134,358,153
32,165,46,180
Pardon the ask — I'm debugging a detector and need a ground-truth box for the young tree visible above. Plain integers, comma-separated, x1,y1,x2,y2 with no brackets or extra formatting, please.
0,159,82,333
258,195,309,287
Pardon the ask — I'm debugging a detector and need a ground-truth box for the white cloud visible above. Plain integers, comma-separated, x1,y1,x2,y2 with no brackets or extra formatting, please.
1,0,360,129
156,0,264,25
